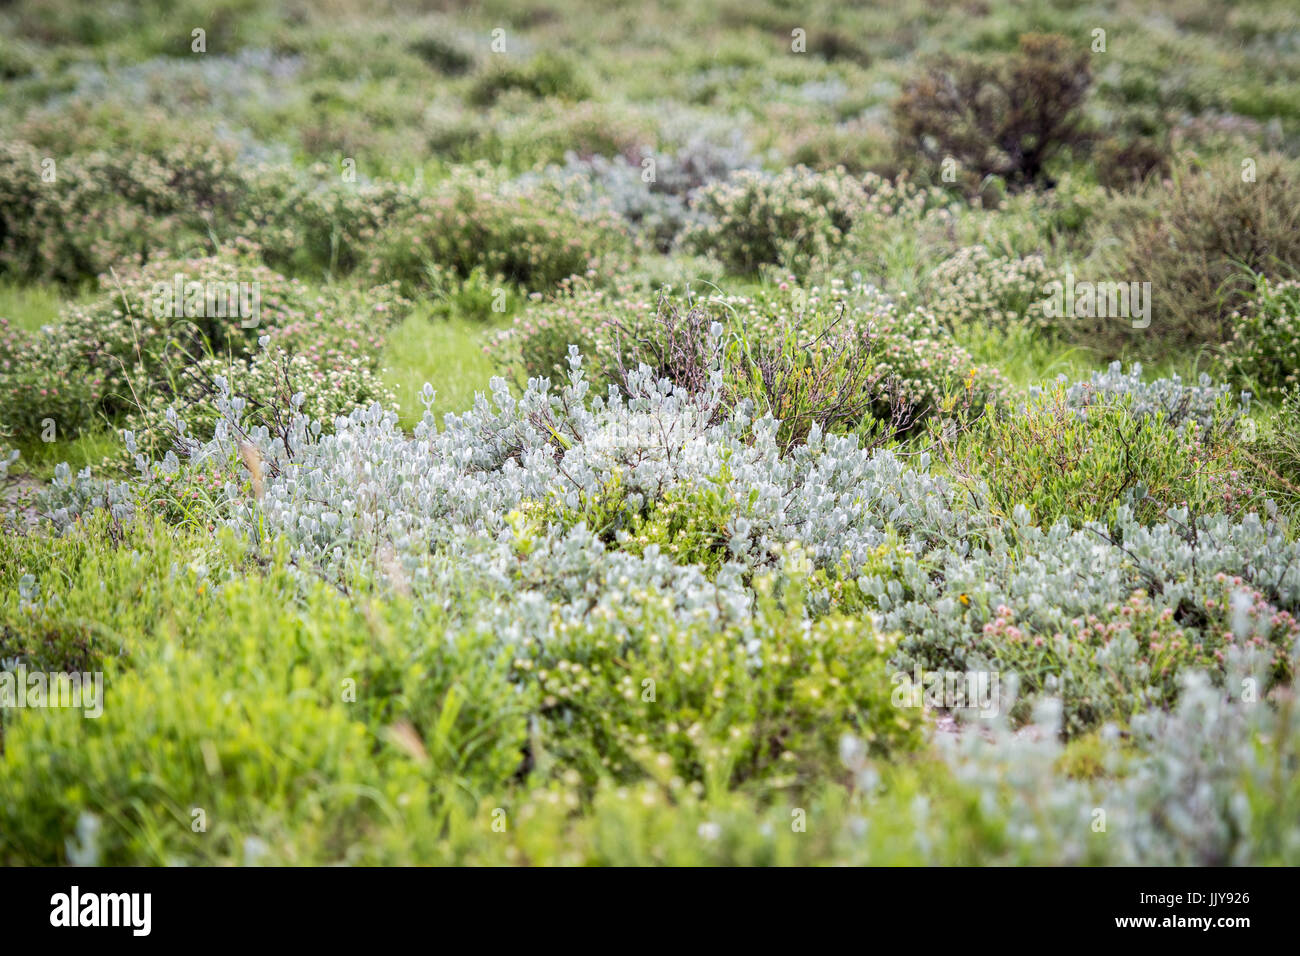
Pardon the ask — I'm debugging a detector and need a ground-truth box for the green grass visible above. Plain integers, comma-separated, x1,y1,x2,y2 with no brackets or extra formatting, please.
950,319,1225,392
11,428,120,480
0,281,64,332
951,323,1097,389
380,304,512,430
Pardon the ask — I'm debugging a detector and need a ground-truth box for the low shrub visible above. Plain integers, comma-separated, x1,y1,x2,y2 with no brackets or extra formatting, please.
1094,134,1171,190
1242,386,1300,520
514,154,697,255
0,244,408,457
1108,153,1300,350
368,167,630,294
121,344,397,475
407,33,476,75
1222,274,1300,402
884,503,1300,736
513,130,759,253
521,576,922,794
1057,361,1240,434
944,383,1254,529
29,351,1300,795
923,245,1053,334
0,518,526,864
839,173,965,284
974,585,1295,731
780,119,895,176
679,166,867,274
239,163,419,277
0,318,102,440
491,279,1009,443
0,139,247,283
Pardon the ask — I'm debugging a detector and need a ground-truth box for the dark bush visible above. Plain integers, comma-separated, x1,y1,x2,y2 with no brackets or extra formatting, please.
407,35,475,75
1095,135,1171,190
893,33,1092,188
467,52,592,106
806,28,873,68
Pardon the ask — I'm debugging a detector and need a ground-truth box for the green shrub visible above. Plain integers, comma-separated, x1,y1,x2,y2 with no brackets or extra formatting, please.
0,515,919,863
239,163,419,277
1094,134,1170,190
1242,385,1300,520
680,166,867,274
620,476,743,575
0,318,102,440
1222,274,1300,402
0,34,40,80
491,100,654,169
6,512,1295,864
0,244,408,453
368,169,630,294
0,517,530,865
6,0,284,55
518,573,922,795
0,139,247,284
516,465,755,578
923,245,1053,334
407,34,475,75
492,280,1010,442
122,345,398,472
973,586,1296,735
944,386,1255,529
838,173,966,284
778,119,895,176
